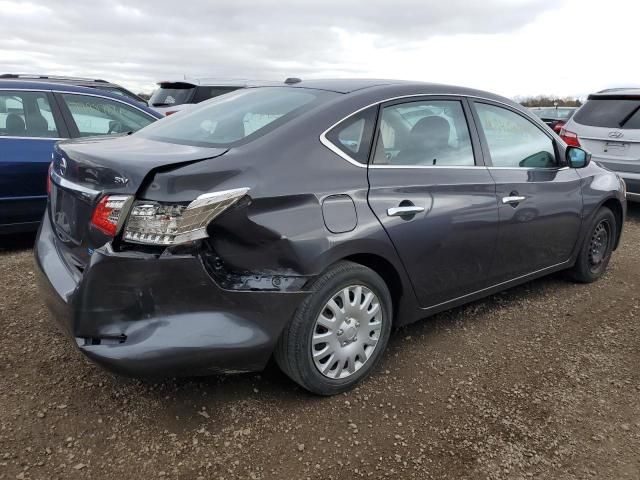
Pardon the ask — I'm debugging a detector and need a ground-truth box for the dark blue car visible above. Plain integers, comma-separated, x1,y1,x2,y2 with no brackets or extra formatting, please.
0,80,161,234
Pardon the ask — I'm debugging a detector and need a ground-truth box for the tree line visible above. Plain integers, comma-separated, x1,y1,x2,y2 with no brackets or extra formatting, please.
517,96,582,107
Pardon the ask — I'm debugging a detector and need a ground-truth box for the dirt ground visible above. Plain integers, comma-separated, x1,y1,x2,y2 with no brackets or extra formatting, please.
1,206,639,480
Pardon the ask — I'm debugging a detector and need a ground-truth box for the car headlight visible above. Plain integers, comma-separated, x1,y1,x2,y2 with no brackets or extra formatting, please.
122,187,249,246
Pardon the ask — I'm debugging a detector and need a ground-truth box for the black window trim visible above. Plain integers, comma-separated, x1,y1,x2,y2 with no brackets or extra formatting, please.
468,99,566,170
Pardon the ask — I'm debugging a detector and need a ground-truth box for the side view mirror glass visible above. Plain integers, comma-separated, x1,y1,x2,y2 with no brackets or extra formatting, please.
566,146,591,168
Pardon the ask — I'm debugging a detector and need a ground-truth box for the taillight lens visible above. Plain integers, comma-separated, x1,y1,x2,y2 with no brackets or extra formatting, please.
90,195,132,236
165,111,177,116
47,163,52,194
560,128,581,147
123,187,249,246
553,121,565,134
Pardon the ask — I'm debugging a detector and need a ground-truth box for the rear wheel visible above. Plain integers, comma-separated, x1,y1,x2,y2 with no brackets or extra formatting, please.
275,261,392,395
568,206,617,283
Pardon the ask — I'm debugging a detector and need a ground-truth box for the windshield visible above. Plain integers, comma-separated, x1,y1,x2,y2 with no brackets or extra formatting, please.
137,87,337,147
149,83,196,107
573,98,640,129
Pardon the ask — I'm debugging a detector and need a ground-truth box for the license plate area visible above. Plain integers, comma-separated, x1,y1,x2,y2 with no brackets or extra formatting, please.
603,141,629,156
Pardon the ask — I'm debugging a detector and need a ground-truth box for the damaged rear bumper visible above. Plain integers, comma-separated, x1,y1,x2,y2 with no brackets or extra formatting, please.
35,213,310,376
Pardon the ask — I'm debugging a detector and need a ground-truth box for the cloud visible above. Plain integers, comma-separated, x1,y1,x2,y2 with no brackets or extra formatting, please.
0,0,557,93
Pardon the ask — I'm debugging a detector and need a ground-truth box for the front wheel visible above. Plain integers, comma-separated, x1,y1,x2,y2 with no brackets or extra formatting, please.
275,261,392,395
568,206,617,283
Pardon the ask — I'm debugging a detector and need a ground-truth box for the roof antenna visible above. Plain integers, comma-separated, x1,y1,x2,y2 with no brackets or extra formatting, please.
284,77,302,85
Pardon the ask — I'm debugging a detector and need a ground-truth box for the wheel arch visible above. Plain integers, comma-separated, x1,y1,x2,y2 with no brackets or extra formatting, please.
601,197,624,250
343,253,403,317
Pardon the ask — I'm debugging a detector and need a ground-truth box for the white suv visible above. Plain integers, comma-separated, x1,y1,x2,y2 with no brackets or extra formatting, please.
561,89,640,201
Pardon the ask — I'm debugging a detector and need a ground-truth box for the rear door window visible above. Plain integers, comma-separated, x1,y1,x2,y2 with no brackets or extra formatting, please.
61,93,155,136
372,100,476,166
573,97,640,129
0,91,59,138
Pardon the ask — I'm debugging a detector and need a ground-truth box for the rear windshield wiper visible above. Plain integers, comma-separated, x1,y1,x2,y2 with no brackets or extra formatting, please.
151,102,173,107
619,104,640,128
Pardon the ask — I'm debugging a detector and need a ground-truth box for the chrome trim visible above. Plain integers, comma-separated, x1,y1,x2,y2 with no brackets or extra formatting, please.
502,195,526,205
0,194,47,201
387,206,425,216
487,166,570,171
320,92,552,169
50,170,100,199
371,164,482,170
626,192,640,200
424,260,569,310
580,135,640,144
0,135,64,141
195,187,250,202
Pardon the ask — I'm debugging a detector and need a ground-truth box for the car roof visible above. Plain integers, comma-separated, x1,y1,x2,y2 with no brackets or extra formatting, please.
156,78,279,88
590,88,640,99
596,87,640,95
0,73,114,85
156,78,409,93
0,79,162,117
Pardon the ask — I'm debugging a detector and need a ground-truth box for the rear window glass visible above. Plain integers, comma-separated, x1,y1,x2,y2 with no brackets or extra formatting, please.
573,98,640,129
138,87,337,148
325,106,377,164
149,83,195,107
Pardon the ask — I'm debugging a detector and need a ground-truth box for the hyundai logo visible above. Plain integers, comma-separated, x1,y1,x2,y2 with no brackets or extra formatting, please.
608,131,624,139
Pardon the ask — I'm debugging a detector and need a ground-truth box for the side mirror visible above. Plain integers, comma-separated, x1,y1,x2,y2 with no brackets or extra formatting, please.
566,146,591,168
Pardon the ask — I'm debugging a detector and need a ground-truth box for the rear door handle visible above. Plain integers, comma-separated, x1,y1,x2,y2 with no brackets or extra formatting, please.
502,195,526,205
387,206,425,216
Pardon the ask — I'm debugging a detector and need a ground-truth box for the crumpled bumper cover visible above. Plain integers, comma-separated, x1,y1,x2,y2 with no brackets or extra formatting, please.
35,214,310,376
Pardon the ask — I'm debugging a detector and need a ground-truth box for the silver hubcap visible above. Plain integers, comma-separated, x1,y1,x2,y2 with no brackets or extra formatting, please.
311,285,383,379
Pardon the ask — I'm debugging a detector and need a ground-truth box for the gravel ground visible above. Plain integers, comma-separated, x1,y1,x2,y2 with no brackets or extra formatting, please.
1,207,639,480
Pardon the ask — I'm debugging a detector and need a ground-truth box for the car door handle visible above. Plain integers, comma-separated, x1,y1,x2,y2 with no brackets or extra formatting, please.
502,195,526,205
387,206,425,216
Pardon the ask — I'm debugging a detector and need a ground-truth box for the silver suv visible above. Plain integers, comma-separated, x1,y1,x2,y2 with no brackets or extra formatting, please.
561,89,640,201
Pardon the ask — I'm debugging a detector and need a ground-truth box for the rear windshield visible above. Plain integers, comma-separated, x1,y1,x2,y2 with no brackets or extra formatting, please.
137,87,338,148
573,98,640,129
149,83,195,107
531,108,574,120
192,86,240,103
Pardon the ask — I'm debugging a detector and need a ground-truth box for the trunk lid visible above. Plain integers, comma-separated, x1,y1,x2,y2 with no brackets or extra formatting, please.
49,134,227,268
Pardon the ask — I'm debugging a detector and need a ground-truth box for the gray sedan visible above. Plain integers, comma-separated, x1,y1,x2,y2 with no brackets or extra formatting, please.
36,79,626,395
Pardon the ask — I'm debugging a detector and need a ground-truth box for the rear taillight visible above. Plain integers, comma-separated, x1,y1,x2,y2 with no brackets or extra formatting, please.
123,187,249,246
165,111,177,116
90,195,132,236
47,163,52,194
553,121,565,134
560,128,581,147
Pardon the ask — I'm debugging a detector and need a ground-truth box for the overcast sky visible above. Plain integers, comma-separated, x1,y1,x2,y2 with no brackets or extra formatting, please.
1,0,638,99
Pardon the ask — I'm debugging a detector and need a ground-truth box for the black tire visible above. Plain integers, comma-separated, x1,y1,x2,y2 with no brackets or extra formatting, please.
275,261,393,395
568,206,617,283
